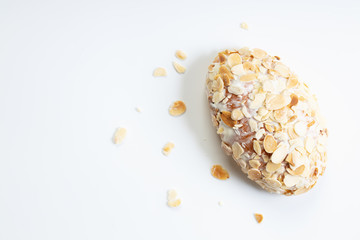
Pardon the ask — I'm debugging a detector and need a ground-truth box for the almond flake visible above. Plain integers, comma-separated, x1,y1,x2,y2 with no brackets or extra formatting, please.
294,122,307,136
252,48,267,59
249,93,266,109
167,199,181,208
220,111,236,127
265,178,282,188
255,129,265,140
211,77,224,92
228,53,242,67
211,165,229,180
173,61,186,74
249,159,261,169
212,91,225,104
285,153,295,166
265,161,281,173
242,107,251,118
113,128,127,144
265,124,274,132
305,137,315,153
231,64,245,76
169,101,186,116
217,127,224,134
240,22,249,30
288,94,299,108
243,62,255,72
271,144,288,164
167,189,178,201
283,174,300,187
253,140,262,155
240,73,257,82
175,50,187,60
287,75,299,88
264,134,277,153
231,109,244,120
249,119,258,132
162,142,175,156
228,85,244,95
287,164,305,176
273,108,287,123
218,53,226,64
221,141,232,156
153,67,167,77
266,94,289,110
248,168,262,180
274,63,290,78
232,142,244,160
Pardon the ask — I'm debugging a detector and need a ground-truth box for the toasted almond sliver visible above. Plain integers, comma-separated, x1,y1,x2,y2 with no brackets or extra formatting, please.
173,61,186,74
265,161,281,173
265,178,282,188
283,174,300,187
294,122,307,136
212,91,225,104
175,50,187,60
162,142,175,156
274,63,290,78
248,168,262,180
288,164,305,176
252,48,267,59
240,22,249,30
240,73,257,82
264,134,277,153
232,142,244,160
114,128,127,144
287,75,299,88
231,64,245,76
253,140,262,155
265,124,274,132
211,165,230,180
249,119,258,132
231,109,244,120
271,144,288,164
169,101,186,116
249,93,266,109
167,199,181,207
285,153,295,166
254,213,263,223
266,94,289,110
153,67,167,77
249,159,261,169
220,111,236,127
228,85,243,95
167,189,178,201
228,53,242,67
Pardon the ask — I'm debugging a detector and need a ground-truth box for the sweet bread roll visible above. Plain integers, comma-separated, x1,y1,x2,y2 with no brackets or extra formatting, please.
206,48,328,195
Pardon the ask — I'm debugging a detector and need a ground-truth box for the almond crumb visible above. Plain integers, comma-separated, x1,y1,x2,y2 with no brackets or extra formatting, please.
162,142,175,156
153,67,167,77
211,165,229,180
167,199,181,208
254,213,263,223
175,50,187,60
173,61,186,73
169,100,186,116
240,22,249,30
113,128,126,144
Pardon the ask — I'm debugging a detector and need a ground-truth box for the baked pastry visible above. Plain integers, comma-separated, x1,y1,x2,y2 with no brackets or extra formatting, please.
206,48,327,195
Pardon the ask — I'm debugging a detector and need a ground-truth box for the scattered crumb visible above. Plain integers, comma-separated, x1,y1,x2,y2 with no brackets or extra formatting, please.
218,201,224,206
175,50,187,60
153,67,167,77
162,142,175,156
254,213,263,223
240,22,249,30
211,165,230,180
113,128,126,144
135,107,142,113
169,101,186,116
173,61,186,74
167,189,181,208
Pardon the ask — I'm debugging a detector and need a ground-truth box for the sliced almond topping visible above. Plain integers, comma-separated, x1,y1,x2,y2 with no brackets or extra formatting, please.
221,142,232,156
248,168,262,180
271,144,288,164
212,91,225,104
228,85,244,95
287,75,299,88
231,109,244,120
219,66,234,83
113,128,127,144
240,22,249,30
294,122,307,136
265,161,281,173
211,165,230,180
167,199,181,208
283,174,300,187
274,63,290,78
153,67,167,77
273,108,287,123
285,153,295,166
249,159,261,169
169,101,186,116
255,129,265,140
264,134,277,153
288,94,299,108
305,137,315,153
294,187,310,195
258,107,268,117
243,61,255,71
222,74,231,86
208,64,215,72
249,93,266,109
162,142,175,156
252,48,267,59
217,127,224,134
232,142,244,160
231,64,245,76
242,107,251,118
265,178,282,188
249,119,258,132
240,73,257,82
218,53,226,64
228,53,242,67
167,189,178,201
211,77,224,92
266,94,289,110
175,50,187,60
253,140,262,155
173,61,186,74
220,111,236,127
307,120,316,128
288,165,305,176
265,124,274,132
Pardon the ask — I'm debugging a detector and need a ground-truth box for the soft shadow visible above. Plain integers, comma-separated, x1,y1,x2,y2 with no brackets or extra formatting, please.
180,52,263,191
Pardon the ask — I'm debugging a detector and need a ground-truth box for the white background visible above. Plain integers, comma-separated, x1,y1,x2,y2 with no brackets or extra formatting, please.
0,0,359,239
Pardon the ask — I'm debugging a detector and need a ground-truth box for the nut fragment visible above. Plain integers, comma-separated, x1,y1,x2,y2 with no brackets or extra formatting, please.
249,160,261,169
305,137,315,153
264,135,277,153
162,142,175,156
271,144,288,164
167,199,181,208
231,64,245,76
287,75,298,88
169,101,186,116
175,50,187,60
167,189,178,201
283,174,300,187
228,53,242,67
232,142,244,160
287,165,305,176
265,161,281,173
240,73,257,82
252,48,267,59
254,213,263,223
173,61,186,74
153,67,167,77
240,22,249,30
211,165,230,180
248,168,262,180
113,128,127,144
266,94,289,110
231,109,244,120
285,153,295,166
220,111,237,127
294,122,307,136
253,140,262,155
274,63,290,78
